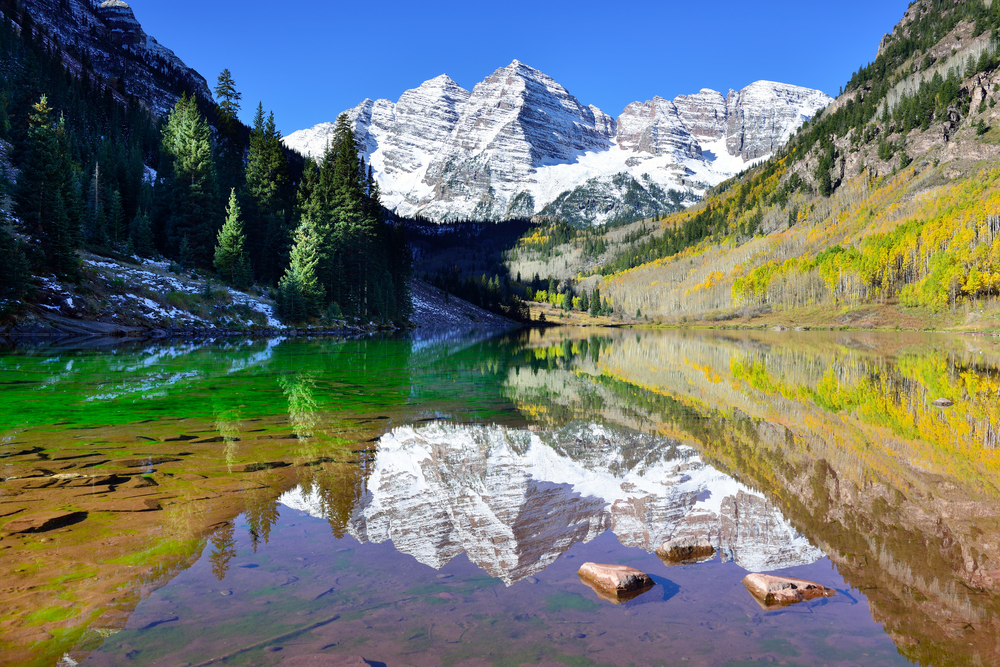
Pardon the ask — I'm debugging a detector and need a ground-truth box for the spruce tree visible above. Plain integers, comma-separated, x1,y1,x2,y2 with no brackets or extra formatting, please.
245,105,291,283
130,211,156,258
179,235,194,269
109,189,124,247
233,253,253,290
16,96,81,279
214,189,247,282
0,224,31,306
214,69,244,206
156,94,220,266
278,216,325,322
590,286,601,317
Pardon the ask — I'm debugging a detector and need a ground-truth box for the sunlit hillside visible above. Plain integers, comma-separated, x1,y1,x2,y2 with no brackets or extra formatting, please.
509,0,1000,331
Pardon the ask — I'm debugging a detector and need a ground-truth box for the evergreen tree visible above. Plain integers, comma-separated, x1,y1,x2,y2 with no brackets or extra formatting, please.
179,235,194,269
108,189,124,247
245,104,291,283
214,189,248,283
156,94,220,265
15,96,81,279
590,286,601,317
0,224,31,306
580,289,590,313
214,69,244,206
214,69,242,131
278,216,325,322
129,211,156,258
233,253,253,290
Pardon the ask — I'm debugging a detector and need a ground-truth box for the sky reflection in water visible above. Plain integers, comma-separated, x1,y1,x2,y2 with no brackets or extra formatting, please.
2,329,999,666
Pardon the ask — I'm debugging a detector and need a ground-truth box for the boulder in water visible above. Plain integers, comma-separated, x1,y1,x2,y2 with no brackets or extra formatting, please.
656,537,715,565
578,563,655,604
743,573,834,609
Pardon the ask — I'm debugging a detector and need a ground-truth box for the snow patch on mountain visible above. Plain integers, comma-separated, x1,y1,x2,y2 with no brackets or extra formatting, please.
285,62,831,225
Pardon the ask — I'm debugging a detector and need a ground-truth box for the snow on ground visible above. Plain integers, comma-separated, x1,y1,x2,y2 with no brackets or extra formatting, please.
409,279,515,342
29,255,288,332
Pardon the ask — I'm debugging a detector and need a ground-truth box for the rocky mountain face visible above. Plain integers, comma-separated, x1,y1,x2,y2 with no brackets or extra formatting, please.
284,61,831,225
281,421,821,584
17,0,212,115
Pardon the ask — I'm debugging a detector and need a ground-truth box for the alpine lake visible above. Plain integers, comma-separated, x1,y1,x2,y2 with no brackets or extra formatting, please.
2,328,1000,667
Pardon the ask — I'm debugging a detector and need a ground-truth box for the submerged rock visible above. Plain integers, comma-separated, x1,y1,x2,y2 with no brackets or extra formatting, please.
742,573,833,608
656,537,716,565
578,562,655,604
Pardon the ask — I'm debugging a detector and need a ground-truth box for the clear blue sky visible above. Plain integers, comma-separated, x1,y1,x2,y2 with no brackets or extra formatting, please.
130,0,910,136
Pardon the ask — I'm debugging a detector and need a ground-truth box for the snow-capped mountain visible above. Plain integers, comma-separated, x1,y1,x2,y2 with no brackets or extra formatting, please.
281,422,822,584
18,0,212,115
284,61,832,225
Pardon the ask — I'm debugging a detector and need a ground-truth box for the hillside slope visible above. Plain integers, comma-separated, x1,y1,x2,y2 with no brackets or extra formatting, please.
544,0,1000,330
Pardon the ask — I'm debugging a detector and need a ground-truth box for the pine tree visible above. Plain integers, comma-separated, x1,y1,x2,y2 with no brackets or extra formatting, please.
214,69,242,130
245,105,291,283
156,94,220,266
179,235,194,269
214,69,244,201
278,216,325,323
15,96,81,279
590,286,601,317
214,189,247,282
130,211,156,258
108,189,124,247
0,224,31,306
580,289,590,313
233,253,253,290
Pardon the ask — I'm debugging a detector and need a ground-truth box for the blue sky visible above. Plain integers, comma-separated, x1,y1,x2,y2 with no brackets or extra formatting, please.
131,0,910,136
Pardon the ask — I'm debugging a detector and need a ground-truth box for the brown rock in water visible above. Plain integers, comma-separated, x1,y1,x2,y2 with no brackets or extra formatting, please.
56,474,123,488
932,398,954,407
742,573,834,609
89,498,161,513
578,563,655,604
656,537,715,565
120,476,158,489
3,510,87,533
280,655,369,666
115,457,181,468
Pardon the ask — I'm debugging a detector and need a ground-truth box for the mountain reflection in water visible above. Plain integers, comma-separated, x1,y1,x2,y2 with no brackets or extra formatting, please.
5,330,1000,666
283,421,821,583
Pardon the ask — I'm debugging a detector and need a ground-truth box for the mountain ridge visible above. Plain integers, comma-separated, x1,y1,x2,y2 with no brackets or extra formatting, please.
16,0,213,115
284,62,831,225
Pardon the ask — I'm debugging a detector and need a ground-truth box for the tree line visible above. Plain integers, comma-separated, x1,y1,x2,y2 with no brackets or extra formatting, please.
0,4,411,324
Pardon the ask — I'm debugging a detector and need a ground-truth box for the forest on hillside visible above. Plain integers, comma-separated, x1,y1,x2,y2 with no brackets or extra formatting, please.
0,4,411,325
550,0,1000,324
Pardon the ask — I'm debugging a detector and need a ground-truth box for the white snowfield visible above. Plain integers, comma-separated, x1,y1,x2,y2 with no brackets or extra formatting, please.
281,421,822,584
284,62,832,224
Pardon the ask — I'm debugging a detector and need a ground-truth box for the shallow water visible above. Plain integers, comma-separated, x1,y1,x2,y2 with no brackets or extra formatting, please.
2,329,1000,666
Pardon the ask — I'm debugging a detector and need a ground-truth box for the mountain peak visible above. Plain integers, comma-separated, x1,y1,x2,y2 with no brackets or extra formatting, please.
284,64,830,224
423,74,461,88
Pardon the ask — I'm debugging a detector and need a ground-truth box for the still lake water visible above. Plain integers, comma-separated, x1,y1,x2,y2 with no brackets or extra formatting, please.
2,329,1000,666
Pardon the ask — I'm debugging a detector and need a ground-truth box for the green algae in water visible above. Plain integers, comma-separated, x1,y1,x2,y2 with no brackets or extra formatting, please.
0,336,524,438
543,591,600,613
